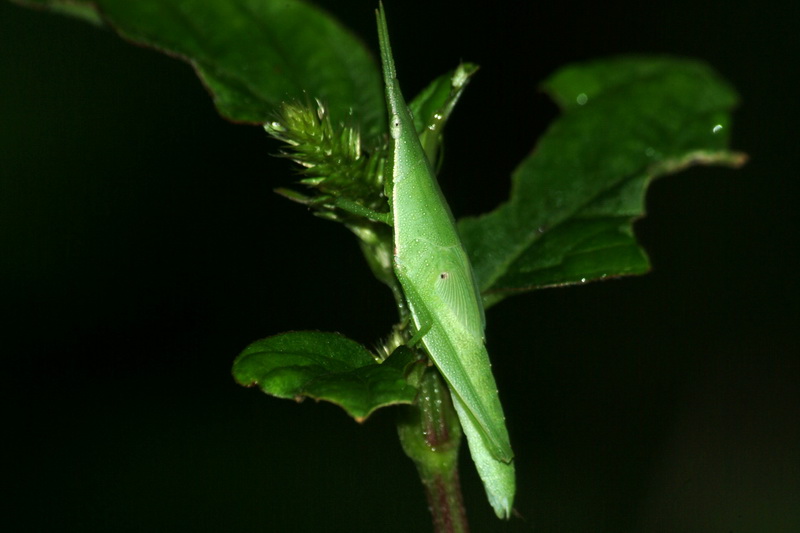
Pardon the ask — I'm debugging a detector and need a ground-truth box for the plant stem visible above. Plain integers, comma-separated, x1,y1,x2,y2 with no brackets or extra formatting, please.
397,367,470,533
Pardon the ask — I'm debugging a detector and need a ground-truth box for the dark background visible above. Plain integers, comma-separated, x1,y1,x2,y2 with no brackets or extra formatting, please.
2,0,797,531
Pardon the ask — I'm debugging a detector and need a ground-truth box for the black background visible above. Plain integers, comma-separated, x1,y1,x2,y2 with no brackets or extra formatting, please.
2,1,797,531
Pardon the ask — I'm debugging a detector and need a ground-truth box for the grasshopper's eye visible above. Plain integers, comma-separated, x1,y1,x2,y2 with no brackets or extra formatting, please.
439,272,449,280
390,114,402,139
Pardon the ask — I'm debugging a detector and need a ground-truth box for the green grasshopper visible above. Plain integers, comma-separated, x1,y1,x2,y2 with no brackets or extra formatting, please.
375,4,515,518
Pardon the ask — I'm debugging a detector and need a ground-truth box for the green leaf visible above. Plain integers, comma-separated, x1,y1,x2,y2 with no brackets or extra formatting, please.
458,56,746,308
408,63,479,165
232,331,418,422
12,0,386,139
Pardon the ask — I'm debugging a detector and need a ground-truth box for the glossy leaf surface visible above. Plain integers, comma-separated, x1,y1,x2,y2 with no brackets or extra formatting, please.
408,62,479,165
233,331,417,421
458,56,745,308
12,0,386,139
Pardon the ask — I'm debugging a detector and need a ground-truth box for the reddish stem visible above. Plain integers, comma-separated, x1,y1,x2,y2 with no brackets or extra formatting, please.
398,367,470,533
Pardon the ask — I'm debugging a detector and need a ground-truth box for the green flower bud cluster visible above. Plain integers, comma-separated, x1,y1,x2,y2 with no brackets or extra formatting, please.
265,99,388,223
